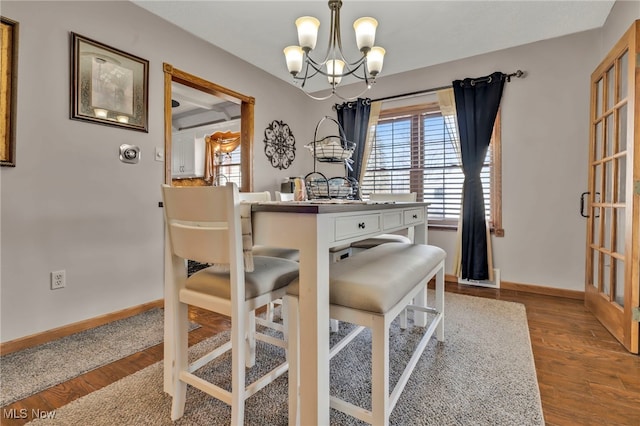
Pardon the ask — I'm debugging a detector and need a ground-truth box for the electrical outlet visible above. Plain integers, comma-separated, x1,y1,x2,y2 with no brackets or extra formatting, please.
51,270,66,290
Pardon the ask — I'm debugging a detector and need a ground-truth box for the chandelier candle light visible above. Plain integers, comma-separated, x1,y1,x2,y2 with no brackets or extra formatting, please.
284,0,385,100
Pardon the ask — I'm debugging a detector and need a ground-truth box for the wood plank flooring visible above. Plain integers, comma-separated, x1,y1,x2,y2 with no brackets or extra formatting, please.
2,283,639,425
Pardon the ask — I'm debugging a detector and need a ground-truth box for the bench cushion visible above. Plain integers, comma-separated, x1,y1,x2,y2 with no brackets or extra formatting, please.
350,233,411,249
186,256,299,300
287,243,446,314
251,245,300,262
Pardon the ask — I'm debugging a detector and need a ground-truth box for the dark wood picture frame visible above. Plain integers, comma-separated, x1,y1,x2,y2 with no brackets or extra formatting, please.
70,32,149,132
1,16,18,167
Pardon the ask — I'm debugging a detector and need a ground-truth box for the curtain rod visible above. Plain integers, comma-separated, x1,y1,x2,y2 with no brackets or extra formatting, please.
371,70,525,103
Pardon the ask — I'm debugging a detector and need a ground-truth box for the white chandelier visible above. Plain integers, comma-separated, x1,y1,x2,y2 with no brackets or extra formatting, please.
283,0,386,101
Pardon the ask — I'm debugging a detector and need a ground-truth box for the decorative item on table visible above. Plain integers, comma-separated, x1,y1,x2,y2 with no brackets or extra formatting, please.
304,116,360,200
305,172,330,199
328,176,359,199
293,177,306,201
305,173,358,200
305,116,355,165
305,136,355,163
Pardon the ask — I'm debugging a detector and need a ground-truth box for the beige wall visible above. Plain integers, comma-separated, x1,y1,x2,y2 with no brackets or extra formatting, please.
1,1,638,342
343,4,638,292
359,29,601,291
0,0,317,342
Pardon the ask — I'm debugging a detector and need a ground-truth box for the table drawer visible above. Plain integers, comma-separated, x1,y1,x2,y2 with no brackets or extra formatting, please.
335,214,381,241
404,208,424,225
382,211,403,231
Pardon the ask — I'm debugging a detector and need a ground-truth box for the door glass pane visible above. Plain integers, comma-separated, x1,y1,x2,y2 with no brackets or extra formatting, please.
603,253,611,296
616,207,625,255
606,66,615,110
604,161,613,203
594,121,602,160
592,250,599,289
592,203,601,247
596,78,603,117
603,208,612,250
593,164,601,245
615,257,625,307
606,114,614,158
618,104,628,152
619,50,628,101
618,156,626,203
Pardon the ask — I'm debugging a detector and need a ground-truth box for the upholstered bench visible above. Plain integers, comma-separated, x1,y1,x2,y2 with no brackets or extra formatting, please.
286,242,446,426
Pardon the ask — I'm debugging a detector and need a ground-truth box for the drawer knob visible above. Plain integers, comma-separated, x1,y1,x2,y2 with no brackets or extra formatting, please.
412,214,418,219
358,222,366,229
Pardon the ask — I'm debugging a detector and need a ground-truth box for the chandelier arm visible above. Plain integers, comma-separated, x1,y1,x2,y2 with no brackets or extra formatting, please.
332,81,374,101
301,55,368,79
310,0,350,73
339,57,367,76
298,87,339,101
298,58,331,79
315,2,338,68
299,59,312,88
296,76,375,102
334,63,370,80
333,3,344,61
342,55,366,70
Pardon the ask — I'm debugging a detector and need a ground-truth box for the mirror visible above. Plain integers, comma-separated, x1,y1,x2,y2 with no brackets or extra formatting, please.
163,63,254,191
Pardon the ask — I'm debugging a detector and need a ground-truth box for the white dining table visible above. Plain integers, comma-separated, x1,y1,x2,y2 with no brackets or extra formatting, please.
250,200,429,425
162,200,429,424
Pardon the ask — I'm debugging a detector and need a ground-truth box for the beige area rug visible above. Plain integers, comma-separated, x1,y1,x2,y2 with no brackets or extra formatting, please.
1,308,198,407
27,292,544,425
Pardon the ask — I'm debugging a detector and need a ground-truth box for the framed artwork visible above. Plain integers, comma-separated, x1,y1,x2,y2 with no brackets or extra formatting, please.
70,32,148,132
1,16,18,166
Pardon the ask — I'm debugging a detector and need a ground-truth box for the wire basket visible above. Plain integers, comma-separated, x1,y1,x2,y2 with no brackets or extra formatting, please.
305,172,330,199
305,116,355,163
328,176,359,199
305,173,359,200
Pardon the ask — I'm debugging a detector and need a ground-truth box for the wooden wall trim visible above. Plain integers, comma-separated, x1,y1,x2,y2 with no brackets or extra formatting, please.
0,300,163,355
501,280,584,300
445,274,584,300
0,274,584,354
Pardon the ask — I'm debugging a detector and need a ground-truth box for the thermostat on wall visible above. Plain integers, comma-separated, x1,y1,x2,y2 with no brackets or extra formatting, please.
119,144,140,164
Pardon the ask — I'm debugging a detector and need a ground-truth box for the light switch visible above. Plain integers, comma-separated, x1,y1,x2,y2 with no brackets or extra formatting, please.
155,147,164,162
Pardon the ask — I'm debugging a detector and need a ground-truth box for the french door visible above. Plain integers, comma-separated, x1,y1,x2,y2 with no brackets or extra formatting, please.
585,20,639,354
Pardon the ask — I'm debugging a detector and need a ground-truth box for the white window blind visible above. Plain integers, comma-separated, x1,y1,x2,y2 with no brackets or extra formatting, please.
361,106,494,227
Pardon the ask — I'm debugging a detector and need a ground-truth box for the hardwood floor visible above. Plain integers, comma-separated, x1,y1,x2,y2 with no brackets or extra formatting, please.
2,283,638,425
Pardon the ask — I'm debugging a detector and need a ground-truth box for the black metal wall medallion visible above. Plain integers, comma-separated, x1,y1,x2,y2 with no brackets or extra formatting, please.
264,120,295,170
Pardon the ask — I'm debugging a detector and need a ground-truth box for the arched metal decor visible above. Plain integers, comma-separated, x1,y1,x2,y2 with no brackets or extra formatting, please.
264,120,295,170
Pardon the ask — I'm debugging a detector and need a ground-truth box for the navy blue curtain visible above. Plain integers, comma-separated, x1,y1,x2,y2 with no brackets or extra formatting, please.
453,72,505,280
335,98,371,183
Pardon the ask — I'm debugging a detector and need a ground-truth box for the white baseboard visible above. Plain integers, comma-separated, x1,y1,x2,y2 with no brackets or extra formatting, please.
458,268,501,289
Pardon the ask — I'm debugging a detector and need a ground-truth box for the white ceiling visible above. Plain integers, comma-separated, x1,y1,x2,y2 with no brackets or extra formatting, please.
171,82,240,130
133,0,615,93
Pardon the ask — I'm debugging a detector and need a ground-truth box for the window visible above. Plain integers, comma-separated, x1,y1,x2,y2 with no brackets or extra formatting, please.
361,103,503,235
216,149,242,187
